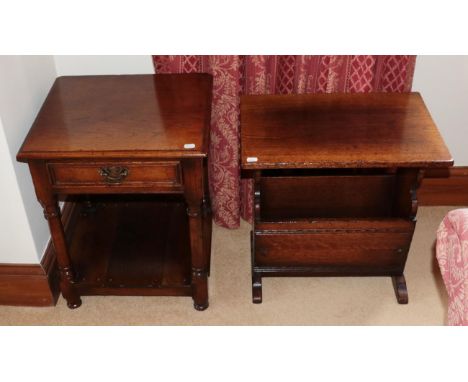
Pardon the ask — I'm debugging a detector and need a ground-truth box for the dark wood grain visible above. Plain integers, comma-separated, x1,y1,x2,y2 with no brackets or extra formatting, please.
17,74,213,310
255,218,415,232
0,270,57,307
0,243,59,306
29,161,82,309
419,167,468,205
68,196,191,294
183,158,210,310
242,92,452,305
241,92,453,169
255,230,412,269
17,74,212,161
260,172,395,220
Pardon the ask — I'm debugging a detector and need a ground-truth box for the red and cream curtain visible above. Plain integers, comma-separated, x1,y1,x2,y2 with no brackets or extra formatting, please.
153,55,416,228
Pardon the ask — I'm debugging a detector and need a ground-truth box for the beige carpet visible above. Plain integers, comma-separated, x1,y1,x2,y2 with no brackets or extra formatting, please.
0,206,456,325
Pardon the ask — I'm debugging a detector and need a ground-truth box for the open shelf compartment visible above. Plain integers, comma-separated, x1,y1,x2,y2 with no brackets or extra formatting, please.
258,168,402,221
65,194,192,295
253,169,416,275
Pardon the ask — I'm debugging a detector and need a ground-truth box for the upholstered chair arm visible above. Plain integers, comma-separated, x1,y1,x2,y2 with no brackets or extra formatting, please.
436,209,468,325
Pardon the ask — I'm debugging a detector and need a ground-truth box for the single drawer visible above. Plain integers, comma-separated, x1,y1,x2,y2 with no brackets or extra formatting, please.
48,161,182,189
254,228,413,273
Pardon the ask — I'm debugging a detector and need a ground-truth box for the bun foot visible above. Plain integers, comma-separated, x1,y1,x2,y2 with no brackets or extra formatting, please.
392,275,408,304
194,302,209,311
66,298,82,309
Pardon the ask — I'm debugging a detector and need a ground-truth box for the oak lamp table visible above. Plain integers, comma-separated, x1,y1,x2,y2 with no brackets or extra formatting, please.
241,93,453,304
17,74,213,311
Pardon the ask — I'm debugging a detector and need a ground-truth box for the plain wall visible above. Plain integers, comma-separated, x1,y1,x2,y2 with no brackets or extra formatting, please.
412,55,468,165
54,55,154,76
0,119,39,263
0,56,56,263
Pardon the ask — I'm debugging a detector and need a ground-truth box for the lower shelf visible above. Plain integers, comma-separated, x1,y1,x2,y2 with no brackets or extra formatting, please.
66,195,192,296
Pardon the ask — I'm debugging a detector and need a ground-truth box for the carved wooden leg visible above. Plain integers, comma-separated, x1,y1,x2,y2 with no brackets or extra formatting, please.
44,204,82,309
202,157,213,278
252,171,263,304
183,158,209,311
391,168,422,305
188,204,209,311
29,161,81,309
392,274,408,304
28,162,81,309
252,273,263,304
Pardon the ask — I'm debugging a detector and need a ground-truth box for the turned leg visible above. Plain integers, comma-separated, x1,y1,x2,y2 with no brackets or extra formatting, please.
251,172,263,304
392,274,408,304
202,157,213,278
184,159,209,311
29,161,81,309
250,229,262,303
188,204,209,311
44,203,82,309
252,273,263,304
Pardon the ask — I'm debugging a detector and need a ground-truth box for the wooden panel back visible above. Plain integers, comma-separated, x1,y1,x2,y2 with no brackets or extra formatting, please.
260,174,395,220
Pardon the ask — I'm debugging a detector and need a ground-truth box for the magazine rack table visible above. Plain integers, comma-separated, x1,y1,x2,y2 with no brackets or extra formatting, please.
241,93,453,304
17,74,213,310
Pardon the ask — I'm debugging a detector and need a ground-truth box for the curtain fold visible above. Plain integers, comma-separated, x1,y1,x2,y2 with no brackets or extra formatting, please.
153,55,416,228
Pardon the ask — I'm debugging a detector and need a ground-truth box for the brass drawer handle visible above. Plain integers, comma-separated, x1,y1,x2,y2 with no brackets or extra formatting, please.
99,166,129,184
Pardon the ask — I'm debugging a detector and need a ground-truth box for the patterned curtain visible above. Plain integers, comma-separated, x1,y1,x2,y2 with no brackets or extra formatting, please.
153,55,416,228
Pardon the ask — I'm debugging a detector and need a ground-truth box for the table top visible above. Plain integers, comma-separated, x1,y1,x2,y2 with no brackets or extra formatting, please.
17,74,212,161
240,92,453,169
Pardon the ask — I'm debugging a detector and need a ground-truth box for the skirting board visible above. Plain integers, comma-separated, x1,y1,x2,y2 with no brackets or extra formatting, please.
0,202,75,307
419,166,468,206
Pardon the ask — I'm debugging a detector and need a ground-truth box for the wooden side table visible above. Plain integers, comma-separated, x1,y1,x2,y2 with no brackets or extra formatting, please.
240,93,453,304
17,74,213,310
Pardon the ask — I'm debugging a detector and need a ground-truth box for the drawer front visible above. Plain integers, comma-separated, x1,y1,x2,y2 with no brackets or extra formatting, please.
254,230,413,272
48,161,182,190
